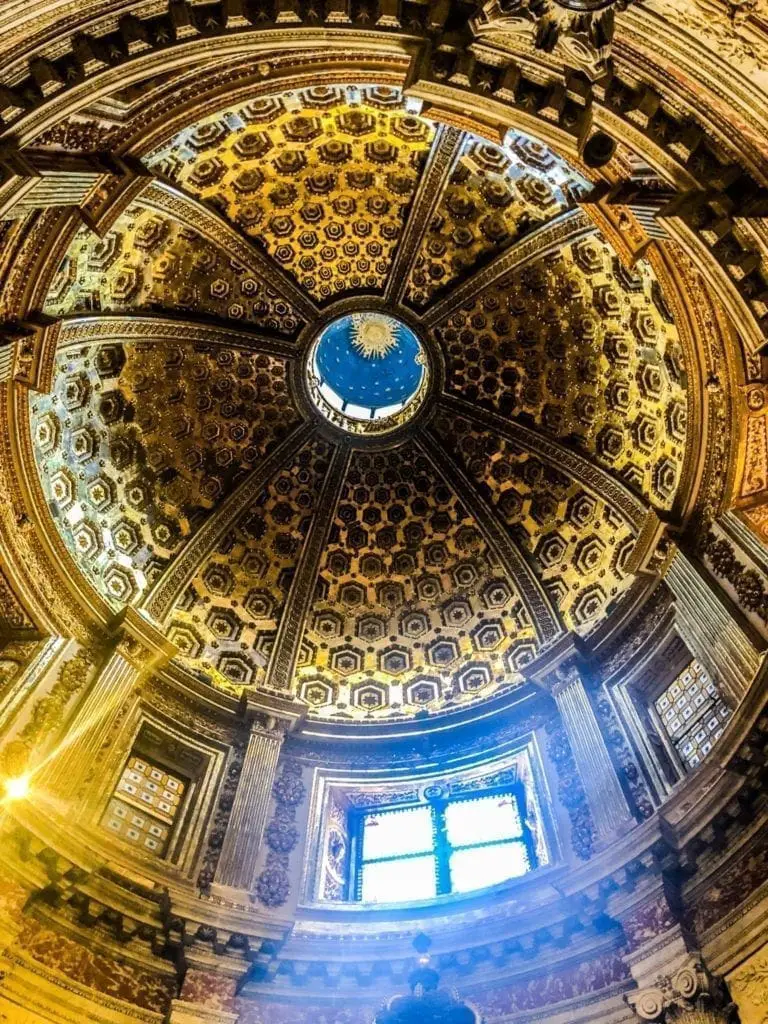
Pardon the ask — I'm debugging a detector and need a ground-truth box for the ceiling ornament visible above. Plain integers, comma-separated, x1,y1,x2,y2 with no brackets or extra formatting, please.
350,313,401,360
472,0,636,79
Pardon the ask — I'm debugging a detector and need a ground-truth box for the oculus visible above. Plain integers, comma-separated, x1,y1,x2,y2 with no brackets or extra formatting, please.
306,312,428,435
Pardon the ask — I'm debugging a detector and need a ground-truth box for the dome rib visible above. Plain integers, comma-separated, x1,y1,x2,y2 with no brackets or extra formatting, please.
138,178,320,324
262,442,351,694
144,421,317,624
53,312,300,362
422,207,595,329
383,124,467,306
438,392,647,531
416,428,564,646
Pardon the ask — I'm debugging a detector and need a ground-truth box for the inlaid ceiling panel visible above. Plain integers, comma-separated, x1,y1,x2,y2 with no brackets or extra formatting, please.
147,86,435,302
403,132,585,309
433,240,688,510
432,412,636,636
30,340,298,607
169,437,331,691
44,208,304,336
295,444,538,721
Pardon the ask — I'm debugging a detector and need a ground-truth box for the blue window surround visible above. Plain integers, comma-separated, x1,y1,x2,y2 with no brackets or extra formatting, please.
348,782,539,901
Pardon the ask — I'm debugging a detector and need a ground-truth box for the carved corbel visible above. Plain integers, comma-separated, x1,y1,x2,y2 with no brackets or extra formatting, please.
471,0,637,81
625,510,676,578
3,314,60,392
110,605,178,676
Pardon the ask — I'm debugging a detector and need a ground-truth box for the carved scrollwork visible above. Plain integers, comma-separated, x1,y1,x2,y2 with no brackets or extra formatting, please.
472,0,636,79
625,957,739,1024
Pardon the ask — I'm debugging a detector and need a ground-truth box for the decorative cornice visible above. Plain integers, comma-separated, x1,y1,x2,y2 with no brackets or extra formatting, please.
142,420,317,623
422,207,596,327
384,124,466,305
417,427,563,646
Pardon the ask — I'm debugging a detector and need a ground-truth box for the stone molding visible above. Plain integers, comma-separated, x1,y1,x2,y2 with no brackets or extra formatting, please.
169,1001,239,1024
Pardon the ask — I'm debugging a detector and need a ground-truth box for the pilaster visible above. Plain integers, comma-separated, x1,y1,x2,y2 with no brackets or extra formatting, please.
526,635,634,843
665,548,763,706
213,693,305,893
40,608,176,802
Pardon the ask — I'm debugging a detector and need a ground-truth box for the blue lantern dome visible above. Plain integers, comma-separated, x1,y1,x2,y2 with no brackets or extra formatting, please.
313,312,425,415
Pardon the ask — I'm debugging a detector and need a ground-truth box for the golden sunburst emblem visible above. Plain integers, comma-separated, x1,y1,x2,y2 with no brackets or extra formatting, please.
350,313,400,359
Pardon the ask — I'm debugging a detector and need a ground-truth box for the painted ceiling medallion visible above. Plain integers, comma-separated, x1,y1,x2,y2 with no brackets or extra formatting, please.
350,313,401,360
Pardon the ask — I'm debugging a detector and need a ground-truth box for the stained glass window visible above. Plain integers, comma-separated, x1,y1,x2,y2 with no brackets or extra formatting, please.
655,660,731,770
355,788,535,904
100,756,186,858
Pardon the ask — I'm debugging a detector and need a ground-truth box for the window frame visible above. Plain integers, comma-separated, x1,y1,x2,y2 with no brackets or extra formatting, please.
349,781,539,903
651,658,732,771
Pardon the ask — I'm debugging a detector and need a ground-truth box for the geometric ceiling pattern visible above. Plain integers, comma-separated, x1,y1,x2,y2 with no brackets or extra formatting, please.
433,241,687,510
404,133,579,309
32,339,298,606
44,206,305,336
147,86,436,302
30,86,689,722
295,442,538,720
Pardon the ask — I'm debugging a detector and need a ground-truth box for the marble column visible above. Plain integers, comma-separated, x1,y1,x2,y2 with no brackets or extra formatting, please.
527,636,633,842
41,608,175,802
214,694,304,892
665,547,763,706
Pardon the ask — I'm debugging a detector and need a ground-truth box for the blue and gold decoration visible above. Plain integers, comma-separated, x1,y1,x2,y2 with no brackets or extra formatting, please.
314,312,425,414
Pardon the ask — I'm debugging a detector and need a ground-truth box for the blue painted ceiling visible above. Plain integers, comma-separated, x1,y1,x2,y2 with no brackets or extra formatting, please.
315,314,423,409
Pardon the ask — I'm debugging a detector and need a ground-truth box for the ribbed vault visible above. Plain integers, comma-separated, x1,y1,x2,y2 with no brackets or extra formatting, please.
28,85,690,722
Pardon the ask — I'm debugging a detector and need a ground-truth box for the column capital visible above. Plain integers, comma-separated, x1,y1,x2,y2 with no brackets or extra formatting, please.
522,632,585,693
109,607,177,674
625,955,737,1023
240,690,306,734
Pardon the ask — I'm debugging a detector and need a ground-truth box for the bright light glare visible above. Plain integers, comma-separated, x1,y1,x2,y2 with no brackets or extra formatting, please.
445,795,522,846
3,775,31,802
449,843,529,894
361,855,437,903
362,806,433,861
